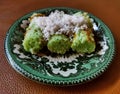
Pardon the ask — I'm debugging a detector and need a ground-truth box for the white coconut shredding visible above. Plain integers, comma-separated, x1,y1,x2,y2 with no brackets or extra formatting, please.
29,10,89,40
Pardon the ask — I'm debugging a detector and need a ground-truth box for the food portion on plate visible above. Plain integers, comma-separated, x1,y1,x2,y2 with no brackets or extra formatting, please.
22,10,96,54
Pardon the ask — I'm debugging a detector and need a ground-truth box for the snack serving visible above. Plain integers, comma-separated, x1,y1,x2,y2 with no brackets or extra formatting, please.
5,7,115,85
22,10,96,54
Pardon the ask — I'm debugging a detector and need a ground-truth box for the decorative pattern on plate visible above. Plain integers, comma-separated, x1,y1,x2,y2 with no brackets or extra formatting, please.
5,7,115,85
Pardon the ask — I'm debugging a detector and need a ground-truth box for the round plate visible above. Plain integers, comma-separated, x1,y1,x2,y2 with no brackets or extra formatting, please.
4,7,115,86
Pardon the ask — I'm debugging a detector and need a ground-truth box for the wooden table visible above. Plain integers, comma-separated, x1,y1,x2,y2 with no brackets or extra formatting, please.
0,0,120,94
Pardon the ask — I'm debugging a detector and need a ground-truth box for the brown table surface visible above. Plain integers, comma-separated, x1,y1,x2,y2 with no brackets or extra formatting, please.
0,0,120,94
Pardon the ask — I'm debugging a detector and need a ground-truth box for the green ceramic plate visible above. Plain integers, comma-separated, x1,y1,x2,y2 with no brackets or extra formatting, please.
4,7,115,86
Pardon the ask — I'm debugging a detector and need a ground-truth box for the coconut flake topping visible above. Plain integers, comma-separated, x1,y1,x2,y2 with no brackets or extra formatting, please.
30,10,90,40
